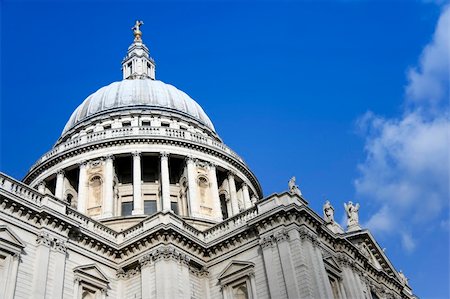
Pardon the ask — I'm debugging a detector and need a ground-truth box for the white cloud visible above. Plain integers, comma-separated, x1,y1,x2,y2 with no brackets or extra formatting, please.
406,4,450,110
355,5,450,252
401,232,417,253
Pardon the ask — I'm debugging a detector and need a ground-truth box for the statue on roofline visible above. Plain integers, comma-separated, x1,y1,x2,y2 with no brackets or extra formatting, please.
323,200,335,224
288,176,302,196
344,201,360,228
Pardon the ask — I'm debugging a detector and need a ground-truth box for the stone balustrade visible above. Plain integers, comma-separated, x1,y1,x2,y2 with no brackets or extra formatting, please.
30,126,243,172
0,173,44,205
0,172,262,245
203,206,259,241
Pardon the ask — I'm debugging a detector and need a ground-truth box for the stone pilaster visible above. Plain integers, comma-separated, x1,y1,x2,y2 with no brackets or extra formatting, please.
103,155,114,217
289,229,314,299
298,227,328,299
275,229,301,299
140,254,154,299
160,152,171,212
116,268,126,299
32,232,52,299
260,235,283,298
51,239,67,299
132,152,143,215
3,253,20,299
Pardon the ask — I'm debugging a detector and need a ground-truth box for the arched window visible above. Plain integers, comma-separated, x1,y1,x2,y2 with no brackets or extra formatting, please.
233,283,249,299
220,194,229,220
66,193,73,205
87,176,103,216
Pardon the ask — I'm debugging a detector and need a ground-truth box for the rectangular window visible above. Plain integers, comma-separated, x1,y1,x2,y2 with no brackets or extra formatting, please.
144,200,157,215
121,202,133,216
122,122,131,127
142,121,151,126
103,124,111,130
171,202,179,215
161,122,170,127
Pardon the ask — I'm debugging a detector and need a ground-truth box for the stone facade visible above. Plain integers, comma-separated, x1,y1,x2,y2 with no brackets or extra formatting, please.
0,23,415,299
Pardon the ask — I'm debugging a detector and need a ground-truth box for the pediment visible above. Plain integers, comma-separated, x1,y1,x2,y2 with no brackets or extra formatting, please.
324,256,341,272
345,230,399,278
74,264,109,284
218,260,255,281
0,225,25,253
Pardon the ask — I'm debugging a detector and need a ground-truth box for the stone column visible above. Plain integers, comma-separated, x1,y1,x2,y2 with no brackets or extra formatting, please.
103,155,114,218
140,254,153,299
32,232,52,299
186,157,199,216
77,161,88,213
227,172,239,216
275,230,300,299
55,170,65,199
51,239,67,299
208,163,222,221
37,181,46,193
132,152,143,215
242,183,251,209
160,152,171,212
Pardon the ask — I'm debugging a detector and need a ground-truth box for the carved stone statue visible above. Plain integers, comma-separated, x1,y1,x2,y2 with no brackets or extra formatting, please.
323,200,334,224
398,271,409,286
344,201,360,229
288,176,302,196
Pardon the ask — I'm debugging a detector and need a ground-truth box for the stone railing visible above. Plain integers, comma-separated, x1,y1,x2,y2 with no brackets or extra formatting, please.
66,209,119,241
30,126,243,171
203,206,259,241
122,222,145,241
0,173,44,206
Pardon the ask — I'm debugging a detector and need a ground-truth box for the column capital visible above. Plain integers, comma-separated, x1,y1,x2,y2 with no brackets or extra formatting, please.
37,180,46,187
56,169,65,176
132,151,141,158
53,239,67,254
78,160,88,167
242,182,248,188
36,232,53,247
185,155,195,164
139,254,152,268
104,154,115,161
227,171,236,178
160,152,169,159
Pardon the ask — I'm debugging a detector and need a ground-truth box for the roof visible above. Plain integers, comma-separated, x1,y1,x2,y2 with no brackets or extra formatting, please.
62,79,215,135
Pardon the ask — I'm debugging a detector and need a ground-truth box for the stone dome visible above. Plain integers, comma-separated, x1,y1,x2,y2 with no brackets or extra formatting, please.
62,79,215,135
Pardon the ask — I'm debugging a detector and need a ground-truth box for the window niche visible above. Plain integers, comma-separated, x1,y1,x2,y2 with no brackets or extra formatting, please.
73,264,109,299
0,225,24,299
323,256,344,299
218,261,257,299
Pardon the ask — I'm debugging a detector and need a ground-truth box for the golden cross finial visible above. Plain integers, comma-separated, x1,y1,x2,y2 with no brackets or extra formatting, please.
132,20,144,42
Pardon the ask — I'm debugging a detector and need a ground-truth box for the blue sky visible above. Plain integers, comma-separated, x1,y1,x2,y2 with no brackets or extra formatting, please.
1,1,449,297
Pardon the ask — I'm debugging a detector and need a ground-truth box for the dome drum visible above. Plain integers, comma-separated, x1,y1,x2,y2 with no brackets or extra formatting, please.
30,148,260,230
